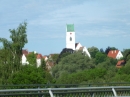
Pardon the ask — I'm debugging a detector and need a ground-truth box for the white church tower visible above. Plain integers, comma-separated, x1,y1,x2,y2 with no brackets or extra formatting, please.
66,24,75,50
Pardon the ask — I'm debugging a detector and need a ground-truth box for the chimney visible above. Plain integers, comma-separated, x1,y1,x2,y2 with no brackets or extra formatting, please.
115,50,116,53
112,51,113,54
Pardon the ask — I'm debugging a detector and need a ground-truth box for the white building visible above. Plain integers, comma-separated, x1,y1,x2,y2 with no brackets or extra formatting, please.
22,50,29,65
66,24,91,58
22,50,44,67
75,43,91,58
36,54,42,67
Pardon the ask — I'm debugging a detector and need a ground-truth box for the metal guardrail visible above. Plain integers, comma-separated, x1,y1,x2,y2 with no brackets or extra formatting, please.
0,86,130,97
1,82,130,89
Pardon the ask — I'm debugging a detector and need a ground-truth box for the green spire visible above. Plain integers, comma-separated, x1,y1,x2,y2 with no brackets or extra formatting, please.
67,24,74,32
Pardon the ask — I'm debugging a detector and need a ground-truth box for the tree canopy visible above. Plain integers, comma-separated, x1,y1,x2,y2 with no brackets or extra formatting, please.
0,22,28,84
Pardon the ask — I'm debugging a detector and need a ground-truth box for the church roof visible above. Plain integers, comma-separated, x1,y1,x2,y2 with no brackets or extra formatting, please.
67,24,74,32
75,43,78,48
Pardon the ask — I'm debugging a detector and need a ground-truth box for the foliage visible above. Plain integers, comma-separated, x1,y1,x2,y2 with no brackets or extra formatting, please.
9,65,47,84
95,52,107,64
88,46,99,58
105,46,118,54
52,51,95,79
57,52,71,64
41,58,46,70
9,22,28,71
49,54,59,64
122,49,130,61
100,48,104,53
56,68,107,84
0,22,28,84
27,52,37,66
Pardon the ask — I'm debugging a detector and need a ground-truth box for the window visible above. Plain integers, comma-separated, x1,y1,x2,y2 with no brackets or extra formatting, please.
70,37,72,41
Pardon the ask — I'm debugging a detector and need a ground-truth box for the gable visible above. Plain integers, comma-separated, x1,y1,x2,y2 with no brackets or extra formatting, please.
75,43,82,50
116,51,123,59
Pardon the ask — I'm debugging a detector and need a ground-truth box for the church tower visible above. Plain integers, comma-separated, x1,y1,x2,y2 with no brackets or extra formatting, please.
66,24,75,50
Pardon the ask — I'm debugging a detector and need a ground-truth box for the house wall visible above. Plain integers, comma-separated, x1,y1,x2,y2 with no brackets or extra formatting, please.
36,59,41,67
22,54,29,65
116,51,123,59
44,57,48,61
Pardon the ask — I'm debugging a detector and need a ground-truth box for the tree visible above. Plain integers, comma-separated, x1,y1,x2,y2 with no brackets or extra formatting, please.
122,49,130,61
50,54,59,64
52,51,94,79
0,21,28,84
56,68,107,84
27,52,37,66
9,22,28,71
41,58,46,70
100,48,104,53
9,65,47,84
105,46,118,54
95,52,107,64
88,46,99,58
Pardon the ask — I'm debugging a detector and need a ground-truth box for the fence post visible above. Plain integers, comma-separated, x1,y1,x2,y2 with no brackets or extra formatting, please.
112,87,117,97
49,88,54,97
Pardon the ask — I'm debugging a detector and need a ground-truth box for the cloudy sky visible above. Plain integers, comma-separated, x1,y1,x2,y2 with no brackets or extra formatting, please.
0,0,130,55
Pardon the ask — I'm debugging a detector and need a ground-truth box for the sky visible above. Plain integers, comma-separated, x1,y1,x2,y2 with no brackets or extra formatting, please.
0,0,130,55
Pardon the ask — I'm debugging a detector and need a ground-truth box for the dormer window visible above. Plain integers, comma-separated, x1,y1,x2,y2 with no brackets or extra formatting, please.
70,37,72,41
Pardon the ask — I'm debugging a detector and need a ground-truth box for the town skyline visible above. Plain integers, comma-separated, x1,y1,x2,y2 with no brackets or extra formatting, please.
0,0,130,55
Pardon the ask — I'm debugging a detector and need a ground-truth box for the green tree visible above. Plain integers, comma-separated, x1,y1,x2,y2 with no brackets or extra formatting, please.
0,21,28,84
88,46,99,58
50,54,59,64
9,22,28,71
52,52,94,79
122,49,130,61
9,65,47,84
27,52,36,66
41,58,46,70
95,52,107,64
105,46,118,54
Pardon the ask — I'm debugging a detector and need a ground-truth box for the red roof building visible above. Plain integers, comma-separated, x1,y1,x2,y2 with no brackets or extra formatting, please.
116,60,125,68
107,50,123,59
22,49,29,56
37,54,42,59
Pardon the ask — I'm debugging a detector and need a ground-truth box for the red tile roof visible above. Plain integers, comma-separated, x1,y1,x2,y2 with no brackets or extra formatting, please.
22,49,28,56
107,50,119,59
37,54,42,59
116,60,125,68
